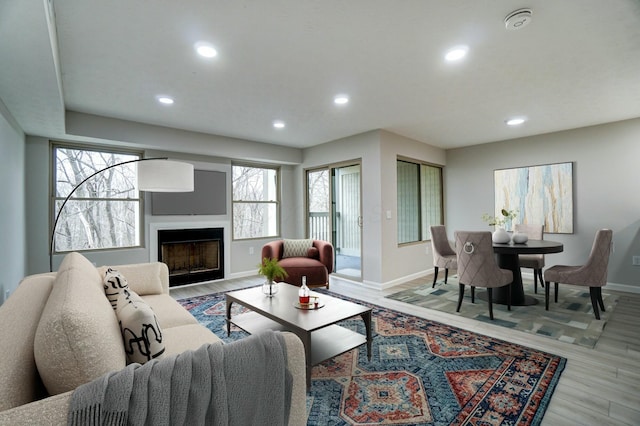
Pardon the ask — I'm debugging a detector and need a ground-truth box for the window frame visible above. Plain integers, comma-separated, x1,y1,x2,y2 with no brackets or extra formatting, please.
51,142,145,254
231,162,281,241
397,157,444,245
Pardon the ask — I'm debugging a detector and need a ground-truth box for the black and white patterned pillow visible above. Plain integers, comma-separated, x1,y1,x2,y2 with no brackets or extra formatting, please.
282,239,313,258
103,268,129,310
116,288,165,364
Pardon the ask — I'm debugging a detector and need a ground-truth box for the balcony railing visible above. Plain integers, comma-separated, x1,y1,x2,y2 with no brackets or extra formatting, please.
308,212,329,241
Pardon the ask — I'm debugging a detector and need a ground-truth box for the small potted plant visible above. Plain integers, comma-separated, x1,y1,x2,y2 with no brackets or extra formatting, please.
258,257,288,297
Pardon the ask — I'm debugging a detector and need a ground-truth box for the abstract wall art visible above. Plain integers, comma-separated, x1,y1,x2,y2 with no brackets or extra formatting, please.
494,162,573,233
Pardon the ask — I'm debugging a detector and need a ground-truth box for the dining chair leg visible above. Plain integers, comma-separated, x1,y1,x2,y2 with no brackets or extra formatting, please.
432,267,439,288
471,286,476,303
507,285,511,311
444,268,449,284
597,287,605,312
537,269,544,291
589,287,601,320
533,270,538,294
456,284,464,312
554,282,559,303
487,288,494,320
544,281,550,311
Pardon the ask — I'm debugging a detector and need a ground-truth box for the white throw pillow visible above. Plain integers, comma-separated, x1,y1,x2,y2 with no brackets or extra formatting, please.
282,239,313,258
116,289,165,364
103,267,129,310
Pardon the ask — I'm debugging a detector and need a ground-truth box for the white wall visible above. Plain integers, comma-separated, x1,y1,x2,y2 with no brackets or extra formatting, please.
0,100,26,303
300,130,383,285
379,130,446,285
446,118,640,290
301,130,447,288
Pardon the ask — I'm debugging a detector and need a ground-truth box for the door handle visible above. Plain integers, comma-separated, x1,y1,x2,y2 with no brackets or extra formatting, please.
358,216,363,228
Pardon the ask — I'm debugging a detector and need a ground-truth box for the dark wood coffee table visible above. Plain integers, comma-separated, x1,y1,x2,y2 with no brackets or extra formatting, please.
225,283,372,389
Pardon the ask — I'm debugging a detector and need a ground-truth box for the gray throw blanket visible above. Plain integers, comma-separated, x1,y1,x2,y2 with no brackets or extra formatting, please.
68,330,292,426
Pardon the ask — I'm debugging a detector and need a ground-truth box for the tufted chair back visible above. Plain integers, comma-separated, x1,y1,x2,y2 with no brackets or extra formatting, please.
543,229,613,319
429,225,457,287
454,231,513,320
455,231,511,289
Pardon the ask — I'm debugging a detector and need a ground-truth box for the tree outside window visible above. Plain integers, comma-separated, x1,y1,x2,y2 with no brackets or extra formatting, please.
52,145,143,253
232,164,279,240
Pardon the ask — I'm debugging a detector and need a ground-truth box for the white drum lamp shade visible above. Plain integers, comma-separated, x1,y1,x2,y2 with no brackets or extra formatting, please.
138,160,194,192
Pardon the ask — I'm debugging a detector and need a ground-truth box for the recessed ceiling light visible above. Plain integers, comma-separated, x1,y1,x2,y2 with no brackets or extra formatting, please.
506,117,526,126
334,94,349,105
156,96,174,105
194,41,217,58
273,120,285,129
445,45,468,62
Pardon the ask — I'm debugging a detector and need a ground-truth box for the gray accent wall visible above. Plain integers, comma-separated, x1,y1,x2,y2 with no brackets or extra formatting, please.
0,101,26,303
446,118,640,290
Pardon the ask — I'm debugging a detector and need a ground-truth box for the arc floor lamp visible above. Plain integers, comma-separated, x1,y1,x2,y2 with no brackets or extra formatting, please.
49,157,194,272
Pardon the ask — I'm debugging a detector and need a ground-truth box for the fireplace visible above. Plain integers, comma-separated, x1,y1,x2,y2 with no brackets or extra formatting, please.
157,228,224,286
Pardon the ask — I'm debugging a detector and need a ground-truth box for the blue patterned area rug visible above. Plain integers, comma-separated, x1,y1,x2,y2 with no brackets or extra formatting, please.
386,275,618,349
179,289,565,426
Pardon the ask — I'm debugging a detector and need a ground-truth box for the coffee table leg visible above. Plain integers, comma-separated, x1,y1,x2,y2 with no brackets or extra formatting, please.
361,310,372,361
226,299,233,336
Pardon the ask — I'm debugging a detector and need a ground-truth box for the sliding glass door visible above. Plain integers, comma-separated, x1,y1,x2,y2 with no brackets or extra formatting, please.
306,162,362,280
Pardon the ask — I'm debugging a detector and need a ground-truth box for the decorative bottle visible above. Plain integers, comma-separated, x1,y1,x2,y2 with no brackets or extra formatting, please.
299,276,310,304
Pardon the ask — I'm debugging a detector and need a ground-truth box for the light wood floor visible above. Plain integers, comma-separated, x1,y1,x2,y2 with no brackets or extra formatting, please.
170,275,640,426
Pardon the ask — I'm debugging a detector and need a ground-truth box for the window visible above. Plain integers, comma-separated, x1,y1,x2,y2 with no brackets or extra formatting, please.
232,164,279,240
52,145,143,253
397,159,443,244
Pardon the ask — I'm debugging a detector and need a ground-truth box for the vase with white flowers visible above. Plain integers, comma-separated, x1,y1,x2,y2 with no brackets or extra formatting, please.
482,208,518,243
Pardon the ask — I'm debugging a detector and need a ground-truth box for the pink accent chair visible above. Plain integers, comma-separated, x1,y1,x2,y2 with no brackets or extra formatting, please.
261,240,334,288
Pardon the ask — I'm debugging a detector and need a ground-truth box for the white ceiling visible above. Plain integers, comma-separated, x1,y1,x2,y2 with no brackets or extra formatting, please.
2,0,640,150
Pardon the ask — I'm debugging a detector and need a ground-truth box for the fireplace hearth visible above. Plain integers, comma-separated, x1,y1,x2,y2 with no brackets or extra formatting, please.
157,228,224,286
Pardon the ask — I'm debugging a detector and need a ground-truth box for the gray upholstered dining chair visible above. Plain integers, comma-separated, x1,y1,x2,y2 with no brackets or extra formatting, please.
543,229,613,320
454,231,512,320
513,223,545,293
430,225,457,288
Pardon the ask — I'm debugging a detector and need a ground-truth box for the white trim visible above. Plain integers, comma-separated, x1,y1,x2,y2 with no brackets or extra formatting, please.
332,270,640,295
149,221,230,279
604,282,640,294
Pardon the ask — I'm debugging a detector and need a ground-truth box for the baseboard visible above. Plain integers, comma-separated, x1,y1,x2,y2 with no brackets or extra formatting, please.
229,269,640,295
228,270,258,280
605,282,640,294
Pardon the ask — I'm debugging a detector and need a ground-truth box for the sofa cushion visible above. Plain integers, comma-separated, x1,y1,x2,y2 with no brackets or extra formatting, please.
0,273,54,411
99,262,169,296
160,324,222,356
140,294,199,328
282,239,313,258
34,252,126,395
277,257,329,286
117,289,165,364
